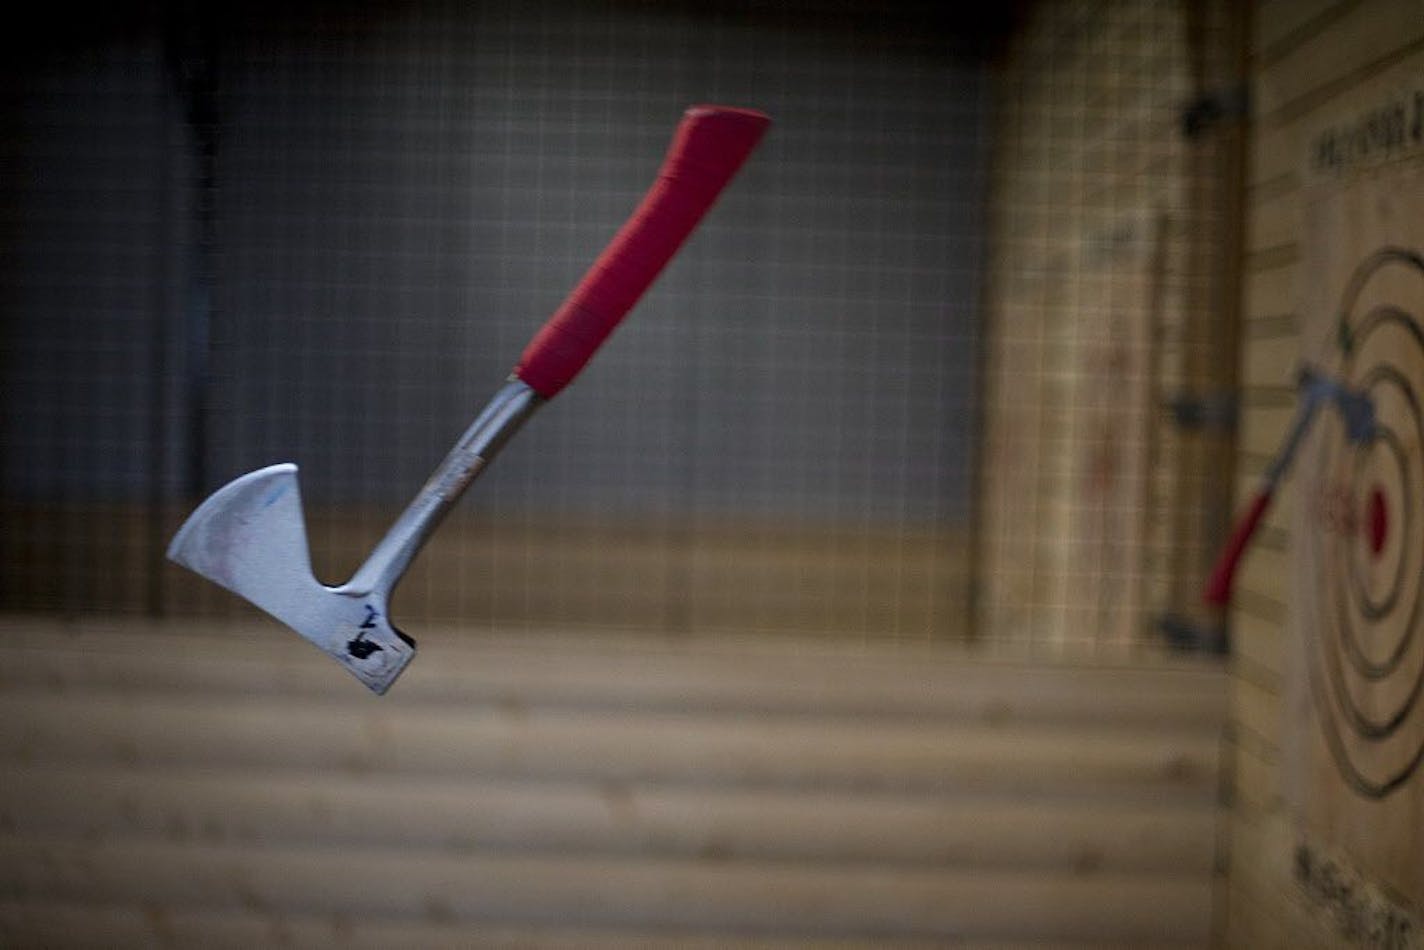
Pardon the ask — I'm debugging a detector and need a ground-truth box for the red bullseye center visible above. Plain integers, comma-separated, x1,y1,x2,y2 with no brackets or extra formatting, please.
1367,485,1388,559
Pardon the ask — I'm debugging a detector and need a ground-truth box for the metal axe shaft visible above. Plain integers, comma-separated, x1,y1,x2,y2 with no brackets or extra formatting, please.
346,379,540,600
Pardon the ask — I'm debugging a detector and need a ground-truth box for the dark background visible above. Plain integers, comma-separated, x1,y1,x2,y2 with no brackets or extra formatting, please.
1,1,1003,624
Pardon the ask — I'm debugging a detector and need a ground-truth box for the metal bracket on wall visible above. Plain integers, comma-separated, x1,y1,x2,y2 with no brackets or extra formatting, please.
1157,612,1229,655
1167,390,1239,434
1180,83,1251,139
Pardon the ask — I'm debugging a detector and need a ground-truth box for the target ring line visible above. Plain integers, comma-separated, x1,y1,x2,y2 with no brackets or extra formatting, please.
1312,246,1424,799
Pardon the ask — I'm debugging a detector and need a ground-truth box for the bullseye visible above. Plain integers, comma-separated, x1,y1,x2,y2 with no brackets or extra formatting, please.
1368,486,1389,558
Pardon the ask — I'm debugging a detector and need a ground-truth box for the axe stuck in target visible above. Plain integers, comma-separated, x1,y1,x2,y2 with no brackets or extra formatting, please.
1203,362,1376,609
168,106,771,694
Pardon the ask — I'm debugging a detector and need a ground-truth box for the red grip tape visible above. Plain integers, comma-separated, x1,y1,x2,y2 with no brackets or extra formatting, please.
1203,488,1274,608
514,106,771,398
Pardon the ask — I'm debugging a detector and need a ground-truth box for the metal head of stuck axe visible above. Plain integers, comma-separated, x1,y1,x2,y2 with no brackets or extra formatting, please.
167,106,771,694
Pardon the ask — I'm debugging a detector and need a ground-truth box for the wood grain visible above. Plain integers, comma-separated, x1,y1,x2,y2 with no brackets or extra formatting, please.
0,617,1226,947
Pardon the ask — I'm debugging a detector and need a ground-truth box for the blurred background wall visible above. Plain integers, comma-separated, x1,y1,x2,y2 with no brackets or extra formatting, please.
978,0,1246,654
30,0,1424,945
1225,0,1424,945
1,0,999,641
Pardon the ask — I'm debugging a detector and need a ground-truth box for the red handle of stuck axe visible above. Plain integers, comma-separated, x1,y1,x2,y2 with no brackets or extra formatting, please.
513,106,771,398
1202,486,1274,608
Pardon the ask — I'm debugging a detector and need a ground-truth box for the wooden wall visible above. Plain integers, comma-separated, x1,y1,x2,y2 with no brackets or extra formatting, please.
1225,0,1424,945
978,0,1243,654
0,617,1225,947
0,504,970,642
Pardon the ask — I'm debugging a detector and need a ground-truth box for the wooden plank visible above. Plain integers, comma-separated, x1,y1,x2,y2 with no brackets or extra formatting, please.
1293,44,1424,188
1243,311,1300,340
0,836,1217,944
1,764,1219,875
1239,403,1298,459
1249,245,1302,275
1223,810,1341,950
30,503,969,639
0,693,1223,803
0,899,1207,950
1254,0,1352,61
0,620,1227,946
1250,41,1424,199
1241,332,1300,388
1230,610,1287,684
0,621,1228,728
1233,451,1272,480
1222,812,1290,948
1232,673,1282,753
1235,543,1291,607
1230,736,1282,814
1247,186,1302,257
1250,138,1300,196
1232,586,1289,629
1257,0,1424,122
1243,260,1297,320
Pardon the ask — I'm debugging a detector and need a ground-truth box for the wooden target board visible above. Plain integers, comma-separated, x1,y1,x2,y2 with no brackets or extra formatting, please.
1293,118,1424,911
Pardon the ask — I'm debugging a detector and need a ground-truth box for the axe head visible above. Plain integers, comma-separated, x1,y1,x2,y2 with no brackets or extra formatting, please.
167,463,416,694
1297,364,1377,444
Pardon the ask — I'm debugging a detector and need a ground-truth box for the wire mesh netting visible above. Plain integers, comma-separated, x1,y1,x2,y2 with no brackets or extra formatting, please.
2,1,999,642
976,0,1246,656
1,0,1247,654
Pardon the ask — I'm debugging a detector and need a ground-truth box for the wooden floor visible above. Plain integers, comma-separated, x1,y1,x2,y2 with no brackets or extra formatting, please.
0,617,1227,948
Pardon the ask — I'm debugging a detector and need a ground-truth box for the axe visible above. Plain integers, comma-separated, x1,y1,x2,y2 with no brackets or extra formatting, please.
168,105,771,694
1202,363,1375,608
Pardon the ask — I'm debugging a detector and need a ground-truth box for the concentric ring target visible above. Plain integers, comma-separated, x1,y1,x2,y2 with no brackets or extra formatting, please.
1311,246,1424,799
1342,365,1415,659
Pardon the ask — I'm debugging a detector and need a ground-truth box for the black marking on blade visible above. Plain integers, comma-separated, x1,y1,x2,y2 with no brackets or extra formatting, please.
346,605,386,659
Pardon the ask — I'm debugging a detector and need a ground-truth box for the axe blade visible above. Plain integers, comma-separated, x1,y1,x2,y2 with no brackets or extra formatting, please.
167,463,416,694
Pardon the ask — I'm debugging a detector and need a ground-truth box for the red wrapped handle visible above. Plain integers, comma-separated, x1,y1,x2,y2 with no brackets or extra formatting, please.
514,106,771,398
1203,487,1274,607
